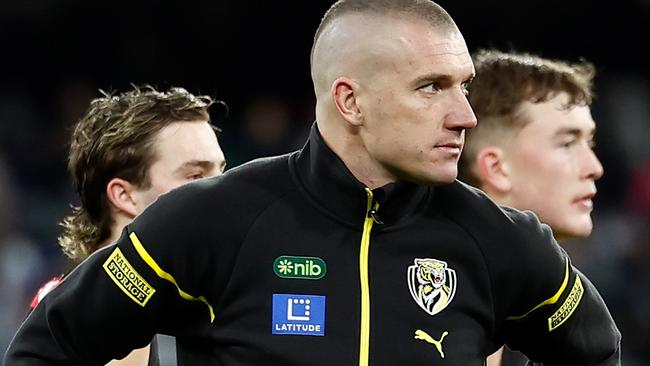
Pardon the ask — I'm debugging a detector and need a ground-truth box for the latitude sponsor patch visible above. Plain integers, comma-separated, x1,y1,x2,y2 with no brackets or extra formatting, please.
272,294,326,336
548,275,583,331
103,247,156,307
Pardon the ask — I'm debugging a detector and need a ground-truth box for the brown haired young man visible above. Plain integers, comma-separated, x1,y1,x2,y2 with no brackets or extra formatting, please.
459,50,605,365
58,86,226,262
7,1,619,365
29,85,227,366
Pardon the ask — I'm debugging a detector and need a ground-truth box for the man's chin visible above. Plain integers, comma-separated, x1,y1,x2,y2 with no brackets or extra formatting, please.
412,172,457,186
554,221,594,241
393,164,458,186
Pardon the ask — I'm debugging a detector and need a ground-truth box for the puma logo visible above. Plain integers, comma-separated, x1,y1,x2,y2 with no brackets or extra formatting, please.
414,329,449,358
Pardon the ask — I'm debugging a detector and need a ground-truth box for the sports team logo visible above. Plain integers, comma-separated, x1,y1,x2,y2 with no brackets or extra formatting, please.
407,258,457,316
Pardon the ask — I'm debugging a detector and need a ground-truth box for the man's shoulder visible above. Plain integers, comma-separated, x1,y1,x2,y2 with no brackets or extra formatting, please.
130,153,299,248
155,152,298,217
177,153,294,195
222,153,295,186
437,181,555,252
438,183,567,312
436,180,512,224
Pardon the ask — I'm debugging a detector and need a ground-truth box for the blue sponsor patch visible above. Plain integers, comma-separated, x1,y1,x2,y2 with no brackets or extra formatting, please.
272,294,326,336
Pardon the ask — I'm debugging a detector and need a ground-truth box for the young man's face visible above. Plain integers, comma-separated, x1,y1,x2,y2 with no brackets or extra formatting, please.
356,18,477,185
132,120,226,213
504,93,603,239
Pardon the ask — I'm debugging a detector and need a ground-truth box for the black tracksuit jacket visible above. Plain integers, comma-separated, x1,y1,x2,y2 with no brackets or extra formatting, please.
5,125,621,365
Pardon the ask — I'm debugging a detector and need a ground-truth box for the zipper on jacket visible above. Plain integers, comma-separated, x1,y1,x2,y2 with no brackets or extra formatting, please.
359,188,379,366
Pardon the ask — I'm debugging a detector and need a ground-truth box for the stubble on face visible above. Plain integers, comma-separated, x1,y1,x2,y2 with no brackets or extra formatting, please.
356,21,475,185
312,13,474,188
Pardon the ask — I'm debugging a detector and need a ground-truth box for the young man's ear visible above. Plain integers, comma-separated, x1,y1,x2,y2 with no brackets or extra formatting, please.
475,147,512,194
106,178,139,218
331,77,363,126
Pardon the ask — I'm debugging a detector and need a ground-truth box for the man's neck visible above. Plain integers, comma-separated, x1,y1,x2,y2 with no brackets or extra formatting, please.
101,214,132,248
317,122,396,189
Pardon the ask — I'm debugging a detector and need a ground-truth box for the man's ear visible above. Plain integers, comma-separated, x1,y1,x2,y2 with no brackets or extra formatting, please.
475,147,512,193
331,77,363,126
105,178,139,218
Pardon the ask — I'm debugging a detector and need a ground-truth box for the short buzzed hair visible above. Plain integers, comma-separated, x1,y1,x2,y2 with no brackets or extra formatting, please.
310,0,456,66
459,49,595,187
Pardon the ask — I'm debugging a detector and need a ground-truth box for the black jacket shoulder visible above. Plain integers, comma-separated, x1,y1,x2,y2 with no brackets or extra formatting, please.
436,181,567,323
137,152,299,237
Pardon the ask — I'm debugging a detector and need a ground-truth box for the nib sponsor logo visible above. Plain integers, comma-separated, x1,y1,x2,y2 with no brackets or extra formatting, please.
273,256,326,280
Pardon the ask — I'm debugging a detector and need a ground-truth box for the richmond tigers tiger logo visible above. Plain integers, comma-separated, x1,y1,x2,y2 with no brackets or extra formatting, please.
407,258,457,316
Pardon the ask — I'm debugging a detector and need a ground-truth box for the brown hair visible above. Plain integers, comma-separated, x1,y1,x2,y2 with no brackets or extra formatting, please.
459,49,596,186
59,85,218,261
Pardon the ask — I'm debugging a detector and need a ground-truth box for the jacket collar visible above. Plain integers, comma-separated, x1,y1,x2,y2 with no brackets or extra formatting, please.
292,123,431,227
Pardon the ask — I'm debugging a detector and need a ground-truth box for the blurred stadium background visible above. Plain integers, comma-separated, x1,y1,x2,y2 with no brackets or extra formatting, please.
1,0,648,363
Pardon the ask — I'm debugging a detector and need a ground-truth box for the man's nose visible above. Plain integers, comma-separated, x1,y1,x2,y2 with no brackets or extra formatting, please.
445,89,477,131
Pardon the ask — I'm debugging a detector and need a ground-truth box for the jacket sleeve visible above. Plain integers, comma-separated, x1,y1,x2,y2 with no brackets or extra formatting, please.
494,208,621,366
4,181,229,365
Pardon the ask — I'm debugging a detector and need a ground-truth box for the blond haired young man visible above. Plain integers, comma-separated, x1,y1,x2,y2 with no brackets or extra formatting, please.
30,86,226,366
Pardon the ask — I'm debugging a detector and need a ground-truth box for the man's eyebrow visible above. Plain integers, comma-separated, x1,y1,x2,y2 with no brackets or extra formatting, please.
554,127,596,138
412,72,475,87
173,160,216,174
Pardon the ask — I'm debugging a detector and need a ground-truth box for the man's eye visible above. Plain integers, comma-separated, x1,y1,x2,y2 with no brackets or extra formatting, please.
588,139,596,148
187,173,204,180
461,82,471,96
561,139,577,148
420,83,441,93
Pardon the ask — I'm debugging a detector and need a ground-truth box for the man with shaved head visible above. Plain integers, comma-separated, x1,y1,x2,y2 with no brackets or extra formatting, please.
6,1,620,365
311,0,475,188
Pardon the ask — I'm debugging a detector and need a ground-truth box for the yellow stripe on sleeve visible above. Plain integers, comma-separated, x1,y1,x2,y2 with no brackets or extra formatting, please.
506,257,569,321
129,232,215,322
